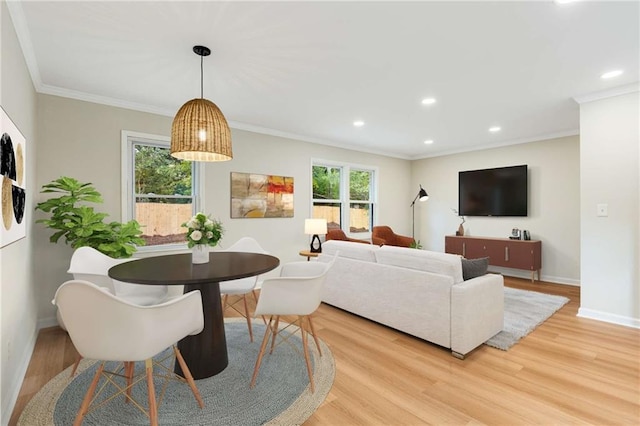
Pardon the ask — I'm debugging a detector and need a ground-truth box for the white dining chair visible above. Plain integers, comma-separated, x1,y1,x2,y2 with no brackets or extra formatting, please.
219,237,269,342
67,247,170,305
250,253,336,393
63,247,172,376
54,279,204,426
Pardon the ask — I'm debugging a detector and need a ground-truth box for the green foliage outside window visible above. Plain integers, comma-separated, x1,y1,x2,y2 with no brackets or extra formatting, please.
312,165,340,200
135,145,192,201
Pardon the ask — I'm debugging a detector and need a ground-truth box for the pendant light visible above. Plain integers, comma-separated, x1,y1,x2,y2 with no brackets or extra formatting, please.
171,45,233,162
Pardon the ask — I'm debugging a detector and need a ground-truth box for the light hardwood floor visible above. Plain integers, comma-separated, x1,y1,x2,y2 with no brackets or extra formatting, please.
10,277,640,425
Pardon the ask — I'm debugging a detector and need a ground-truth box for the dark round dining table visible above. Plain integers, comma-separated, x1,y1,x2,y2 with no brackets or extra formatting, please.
108,251,280,380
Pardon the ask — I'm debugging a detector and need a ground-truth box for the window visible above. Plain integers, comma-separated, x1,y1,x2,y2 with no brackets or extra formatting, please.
312,161,376,234
121,131,202,250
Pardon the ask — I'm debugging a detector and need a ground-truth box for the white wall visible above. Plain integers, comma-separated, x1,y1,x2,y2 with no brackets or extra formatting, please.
411,136,581,284
578,90,639,328
34,94,412,325
0,1,39,422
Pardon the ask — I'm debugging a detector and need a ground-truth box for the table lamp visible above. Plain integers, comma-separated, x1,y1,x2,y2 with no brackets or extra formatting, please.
305,218,327,253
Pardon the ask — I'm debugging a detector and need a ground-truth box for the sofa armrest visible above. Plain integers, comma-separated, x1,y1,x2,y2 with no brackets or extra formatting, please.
450,273,504,357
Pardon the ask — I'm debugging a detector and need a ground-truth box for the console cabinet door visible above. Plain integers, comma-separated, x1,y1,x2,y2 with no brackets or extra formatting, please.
445,236,465,256
464,239,486,260
504,240,541,271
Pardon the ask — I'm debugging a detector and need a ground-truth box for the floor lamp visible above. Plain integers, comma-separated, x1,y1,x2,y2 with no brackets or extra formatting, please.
410,185,429,239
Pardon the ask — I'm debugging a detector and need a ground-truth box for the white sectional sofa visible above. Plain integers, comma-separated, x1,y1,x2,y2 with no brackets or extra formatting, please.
317,240,504,358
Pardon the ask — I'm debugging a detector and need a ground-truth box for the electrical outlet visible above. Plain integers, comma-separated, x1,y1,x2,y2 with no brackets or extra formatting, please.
597,203,608,217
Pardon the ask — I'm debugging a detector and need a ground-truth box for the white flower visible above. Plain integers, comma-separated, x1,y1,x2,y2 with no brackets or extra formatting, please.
204,219,213,228
187,219,198,229
190,230,203,241
206,231,213,239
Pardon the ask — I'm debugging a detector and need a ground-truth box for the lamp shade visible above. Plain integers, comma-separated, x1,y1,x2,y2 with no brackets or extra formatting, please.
171,98,233,162
304,218,327,235
418,186,429,202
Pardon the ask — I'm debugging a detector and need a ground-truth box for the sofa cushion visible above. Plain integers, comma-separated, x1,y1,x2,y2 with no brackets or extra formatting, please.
375,245,464,283
321,240,378,262
461,257,489,280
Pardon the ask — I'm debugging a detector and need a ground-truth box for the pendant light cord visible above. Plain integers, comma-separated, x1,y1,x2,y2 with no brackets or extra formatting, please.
200,54,204,99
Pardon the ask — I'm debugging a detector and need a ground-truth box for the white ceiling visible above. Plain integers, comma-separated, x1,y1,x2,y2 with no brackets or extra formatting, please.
8,1,640,159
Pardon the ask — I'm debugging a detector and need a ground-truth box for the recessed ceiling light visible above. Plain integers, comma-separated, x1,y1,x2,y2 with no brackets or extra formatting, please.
423,140,434,145
601,70,623,79
421,98,436,105
489,126,501,133
353,120,364,127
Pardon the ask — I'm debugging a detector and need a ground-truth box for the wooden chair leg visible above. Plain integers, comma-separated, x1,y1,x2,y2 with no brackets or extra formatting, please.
73,363,104,426
242,295,254,342
300,316,315,393
70,354,83,378
250,316,274,389
269,316,280,354
307,315,322,356
145,359,158,426
125,361,134,403
173,346,204,408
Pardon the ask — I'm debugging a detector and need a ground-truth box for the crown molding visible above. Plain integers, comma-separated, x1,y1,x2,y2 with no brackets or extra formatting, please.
6,1,42,89
409,129,580,160
573,82,640,105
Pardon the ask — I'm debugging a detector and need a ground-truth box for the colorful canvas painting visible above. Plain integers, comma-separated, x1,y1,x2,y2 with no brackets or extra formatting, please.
1,107,27,247
231,172,294,218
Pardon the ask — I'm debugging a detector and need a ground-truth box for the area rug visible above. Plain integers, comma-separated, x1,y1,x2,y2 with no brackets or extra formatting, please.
485,286,570,350
18,320,335,425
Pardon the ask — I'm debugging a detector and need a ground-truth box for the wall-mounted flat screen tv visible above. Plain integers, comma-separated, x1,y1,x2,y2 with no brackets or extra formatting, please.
458,165,528,217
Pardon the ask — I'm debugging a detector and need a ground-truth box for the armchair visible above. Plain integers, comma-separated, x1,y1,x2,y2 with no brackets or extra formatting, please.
326,229,371,244
371,226,415,247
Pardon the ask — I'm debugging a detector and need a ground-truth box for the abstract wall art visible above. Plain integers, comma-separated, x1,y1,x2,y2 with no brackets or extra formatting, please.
231,172,294,218
1,107,27,248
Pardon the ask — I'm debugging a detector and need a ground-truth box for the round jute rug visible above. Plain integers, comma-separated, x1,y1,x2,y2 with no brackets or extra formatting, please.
18,320,335,425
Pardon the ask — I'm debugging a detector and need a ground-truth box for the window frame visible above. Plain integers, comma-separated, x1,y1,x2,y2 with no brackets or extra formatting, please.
311,158,378,237
121,130,205,253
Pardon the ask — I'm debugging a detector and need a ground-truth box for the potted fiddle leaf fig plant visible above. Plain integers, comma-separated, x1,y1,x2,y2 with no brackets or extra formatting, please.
35,176,145,258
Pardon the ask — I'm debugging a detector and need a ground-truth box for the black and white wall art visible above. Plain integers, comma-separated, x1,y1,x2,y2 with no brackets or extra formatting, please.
1,107,27,248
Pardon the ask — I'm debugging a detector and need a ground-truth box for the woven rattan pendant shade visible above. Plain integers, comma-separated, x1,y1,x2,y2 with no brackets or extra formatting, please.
170,45,233,162
171,98,233,162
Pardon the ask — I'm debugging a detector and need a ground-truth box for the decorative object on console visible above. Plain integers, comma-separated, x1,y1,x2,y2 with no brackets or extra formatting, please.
305,218,327,253
182,212,223,264
410,185,429,238
171,45,232,162
452,208,466,236
510,228,521,240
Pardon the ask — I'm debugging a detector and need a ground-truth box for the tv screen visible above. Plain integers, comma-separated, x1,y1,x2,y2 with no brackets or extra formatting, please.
458,165,528,217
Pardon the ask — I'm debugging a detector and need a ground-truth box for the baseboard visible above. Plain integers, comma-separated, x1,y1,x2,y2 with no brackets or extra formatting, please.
1,326,39,426
487,267,580,286
577,308,640,329
38,315,59,330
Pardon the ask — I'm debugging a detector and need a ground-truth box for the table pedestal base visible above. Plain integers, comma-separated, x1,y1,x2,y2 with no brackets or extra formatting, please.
175,282,228,380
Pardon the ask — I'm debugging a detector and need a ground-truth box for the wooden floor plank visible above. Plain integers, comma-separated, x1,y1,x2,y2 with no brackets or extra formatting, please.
9,277,640,425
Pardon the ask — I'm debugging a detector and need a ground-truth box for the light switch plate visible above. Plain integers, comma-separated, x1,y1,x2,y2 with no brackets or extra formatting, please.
597,203,608,217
